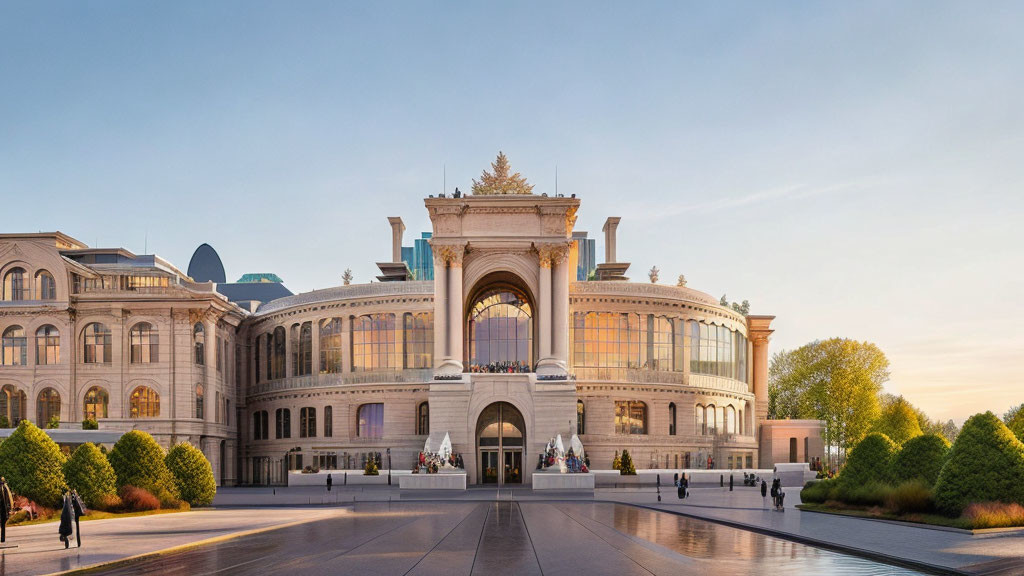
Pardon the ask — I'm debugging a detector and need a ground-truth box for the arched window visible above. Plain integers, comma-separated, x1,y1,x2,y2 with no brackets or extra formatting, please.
577,400,585,435
299,407,316,438
83,323,111,364
265,332,273,379
83,386,108,420
35,270,56,300
696,403,706,435
36,388,61,424
254,335,261,382
403,313,433,369
129,386,159,418
669,402,677,436
1,326,27,366
275,408,291,439
293,322,312,376
2,267,28,301
324,405,333,437
614,401,647,435
193,323,205,365
35,325,59,365
468,289,532,370
417,402,429,435
725,405,737,435
319,318,344,374
357,403,383,438
130,322,158,363
0,385,26,425
272,327,285,379
706,404,717,435
195,383,204,419
351,314,397,372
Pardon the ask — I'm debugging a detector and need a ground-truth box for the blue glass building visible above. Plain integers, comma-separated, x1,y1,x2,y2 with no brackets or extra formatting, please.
402,232,434,281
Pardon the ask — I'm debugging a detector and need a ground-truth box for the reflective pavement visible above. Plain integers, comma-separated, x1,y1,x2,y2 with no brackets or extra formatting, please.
90,502,926,576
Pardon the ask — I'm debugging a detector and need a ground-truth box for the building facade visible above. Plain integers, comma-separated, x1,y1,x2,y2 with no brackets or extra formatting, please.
0,189,823,486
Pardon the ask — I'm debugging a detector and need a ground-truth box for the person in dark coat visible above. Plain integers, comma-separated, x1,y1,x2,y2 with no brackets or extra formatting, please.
70,490,85,548
1,477,13,543
326,473,333,492
760,478,768,504
58,493,73,549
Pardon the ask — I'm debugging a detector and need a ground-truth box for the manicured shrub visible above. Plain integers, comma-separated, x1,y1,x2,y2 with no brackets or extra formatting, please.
107,431,178,502
0,420,67,507
800,479,838,504
840,433,898,488
612,450,621,471
94,493,123,512
63,442,118,509
933,412,1024,515
364,456,379,476
166,442,216,507
886,480,933,514
47,415,60,429
118,485,160,511
618,449,636,475
0,416,10,428
82,419,98,430
892,434,951,486
962,502,1024,529
835,482,893,507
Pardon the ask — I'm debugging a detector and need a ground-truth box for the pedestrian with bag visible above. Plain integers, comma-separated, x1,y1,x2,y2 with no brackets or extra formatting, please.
1,477,13,544
70,489,86,548
58,492,73,549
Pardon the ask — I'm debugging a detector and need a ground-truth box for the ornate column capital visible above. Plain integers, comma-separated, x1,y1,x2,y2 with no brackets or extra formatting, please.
433,243,466,268
535,242,570,268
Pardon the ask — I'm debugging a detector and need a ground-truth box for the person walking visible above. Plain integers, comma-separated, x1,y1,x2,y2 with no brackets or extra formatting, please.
70,489,85,548
326,473,333,492
760,478,768,508
1,476,13,544
58,492,73,549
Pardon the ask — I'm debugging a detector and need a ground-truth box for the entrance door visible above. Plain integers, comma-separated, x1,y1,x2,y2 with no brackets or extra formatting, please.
476,402,526,486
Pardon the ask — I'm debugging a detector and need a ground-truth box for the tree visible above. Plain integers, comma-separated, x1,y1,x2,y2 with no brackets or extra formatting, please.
768,339,889,468
933,412,1024,515
676,275,687,287
0,420,67,507
612,450,621,470
107,430,178,502
166,442,216,507
342,269,353,286
871,395,923,446
720,294,729,306
47,415,60,429
63,443,117,509
891,434,950,486
731,300,750,315
619,449,637,475
471,151,534,195
1004,403,1024,442
648,266,659,283
840,433,897,487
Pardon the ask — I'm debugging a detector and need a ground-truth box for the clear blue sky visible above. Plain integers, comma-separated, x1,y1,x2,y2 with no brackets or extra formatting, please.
2,2,1022,422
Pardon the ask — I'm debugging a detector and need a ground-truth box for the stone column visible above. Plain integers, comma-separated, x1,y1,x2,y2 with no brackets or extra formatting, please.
310,321,320,377
747,315,775,425
433,244,464,375
446,253,463,372
341,315,352,374
204,316,217,423
551,244,570,372
538,254,552,366
432,252,448,370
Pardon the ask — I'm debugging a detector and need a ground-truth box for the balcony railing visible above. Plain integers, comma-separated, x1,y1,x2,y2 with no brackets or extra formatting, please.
571,368,749,394
249,369,433,396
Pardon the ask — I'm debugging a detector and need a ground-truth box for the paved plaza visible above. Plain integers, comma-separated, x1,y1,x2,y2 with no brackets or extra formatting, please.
2,486,1023,575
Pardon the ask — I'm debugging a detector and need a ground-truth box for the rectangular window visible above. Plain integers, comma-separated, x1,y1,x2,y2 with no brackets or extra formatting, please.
614,401,647,435
352,314,398,372
276,408,291,439
324,406,333,437
403,313,433,369
300,407,317,438
319,318,345,374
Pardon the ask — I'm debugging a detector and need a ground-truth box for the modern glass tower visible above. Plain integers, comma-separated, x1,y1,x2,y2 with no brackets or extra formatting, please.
402,232,434,281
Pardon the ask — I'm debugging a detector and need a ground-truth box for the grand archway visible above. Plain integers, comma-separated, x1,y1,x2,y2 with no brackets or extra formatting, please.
476,401,525,485
465,273,534,372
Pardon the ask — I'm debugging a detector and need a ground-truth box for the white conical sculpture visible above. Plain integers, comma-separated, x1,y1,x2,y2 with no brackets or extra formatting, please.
423,436,433,454
439,431,453,461
570,433,585,461
554,434,565,457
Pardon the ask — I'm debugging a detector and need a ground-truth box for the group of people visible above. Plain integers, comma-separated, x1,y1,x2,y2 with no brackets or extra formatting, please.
469,361,531,374
413,450,464,474
1,476,87,549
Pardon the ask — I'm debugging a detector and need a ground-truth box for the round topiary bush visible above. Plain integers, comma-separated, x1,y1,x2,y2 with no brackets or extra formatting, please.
619,449,637,475
892,434,951,486
107,430,178,502
933,412,1024,515
840,433,898,488
0,420,67,507
166,442,216,507
63,442,117,509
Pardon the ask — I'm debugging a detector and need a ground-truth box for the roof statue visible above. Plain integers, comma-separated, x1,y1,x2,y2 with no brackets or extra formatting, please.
471,151,534,195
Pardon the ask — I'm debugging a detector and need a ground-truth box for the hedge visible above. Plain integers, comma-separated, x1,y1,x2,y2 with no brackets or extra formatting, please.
107,430,178,502
63,442,118,509
892,434,950,486
0,421,67,507
933,412,1024,515
840,433,897,488
166,442,216,507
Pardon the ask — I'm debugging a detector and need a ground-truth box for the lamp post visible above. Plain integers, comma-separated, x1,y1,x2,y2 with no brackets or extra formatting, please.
387,448,392,486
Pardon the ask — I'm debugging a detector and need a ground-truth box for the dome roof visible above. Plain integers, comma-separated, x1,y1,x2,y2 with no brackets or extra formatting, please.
187,243,226,284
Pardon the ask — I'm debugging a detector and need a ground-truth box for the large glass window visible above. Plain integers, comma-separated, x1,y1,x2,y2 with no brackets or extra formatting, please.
417,402,429,435
265,333,273,379
130,322,158,363
468,289,532,370
403,313,433,369
276,408,291,439
351,314,397,372
254,335,261,382
129,386,160,418
83,386,109,419
2,267,28,301
319,318,344,374
83,323,112,364
193,323,205,365
696,404,706,435
357,403,384,438
36,388,60,424
571,312,641,378
0,385,26,425
292,322,312,376
272,327,286,379
690,321,745,380
35,325,60,365
645,316,673,371
706,404,717,435
614,401,647,435
324,406,333,437
299,407,316,438
1,326,27,366
36,271,56,300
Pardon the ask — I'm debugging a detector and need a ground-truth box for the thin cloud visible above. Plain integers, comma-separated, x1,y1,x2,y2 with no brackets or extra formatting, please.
623,181,863,221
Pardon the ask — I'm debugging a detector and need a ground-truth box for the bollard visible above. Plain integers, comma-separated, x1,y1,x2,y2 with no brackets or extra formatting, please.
720,474,724,487
729,474,733,491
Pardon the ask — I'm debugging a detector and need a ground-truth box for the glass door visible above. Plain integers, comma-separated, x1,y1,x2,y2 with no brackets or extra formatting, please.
503,449,522,484
481,450,499,484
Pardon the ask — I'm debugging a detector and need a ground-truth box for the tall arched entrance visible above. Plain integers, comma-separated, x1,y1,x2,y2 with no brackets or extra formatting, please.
476,402,525,485
465,273,535,372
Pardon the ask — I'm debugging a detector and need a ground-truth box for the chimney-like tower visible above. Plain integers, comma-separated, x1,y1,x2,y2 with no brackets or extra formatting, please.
595,217,630,280
376,216,412,282
388,217,405,263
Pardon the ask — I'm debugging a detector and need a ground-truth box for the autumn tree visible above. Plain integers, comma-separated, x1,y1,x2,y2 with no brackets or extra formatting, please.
1005,403,1024,442
342,269,353,286
871,394,924,446
471,151,534,195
